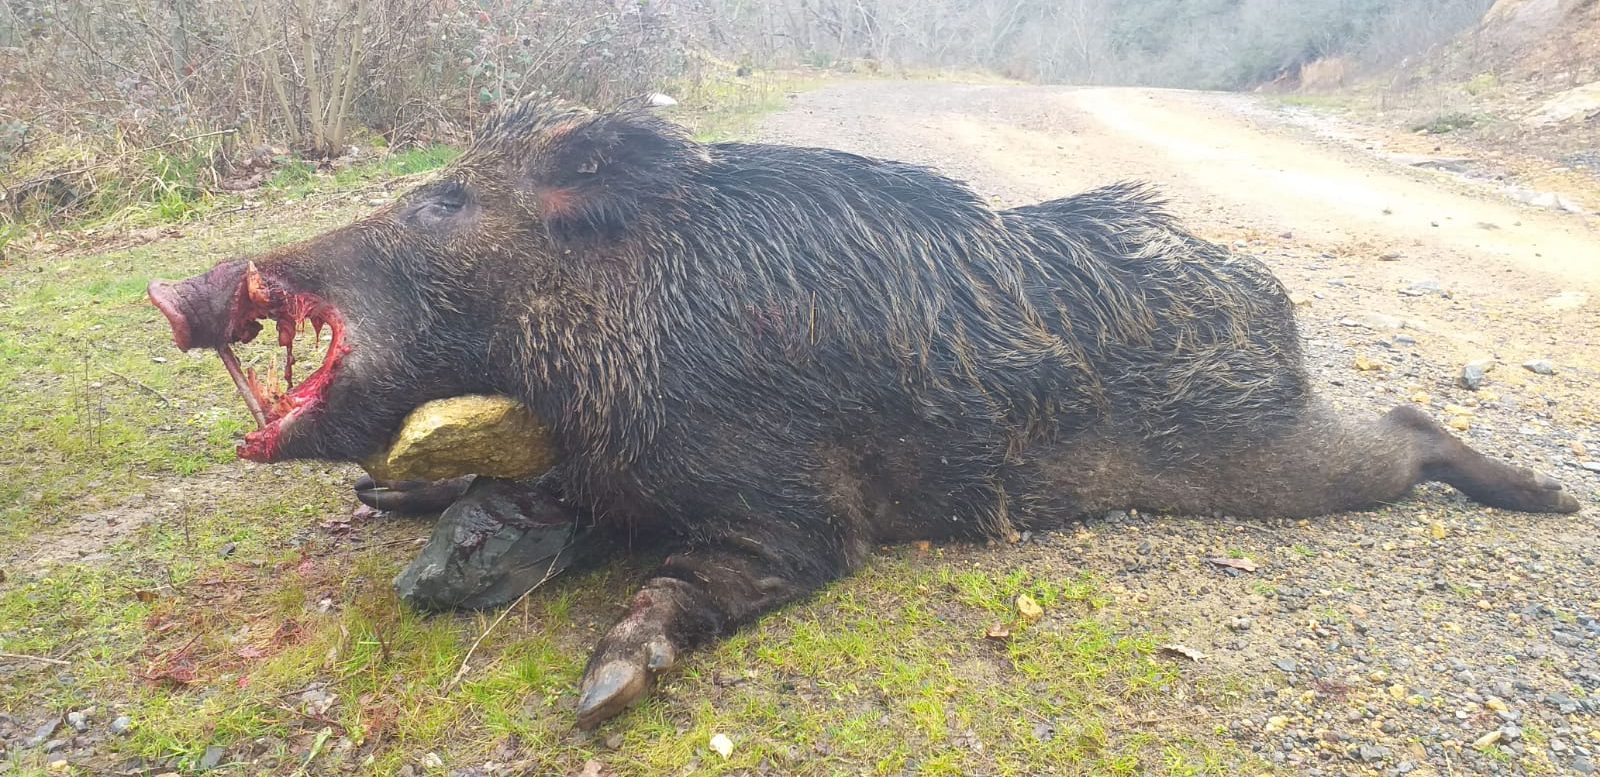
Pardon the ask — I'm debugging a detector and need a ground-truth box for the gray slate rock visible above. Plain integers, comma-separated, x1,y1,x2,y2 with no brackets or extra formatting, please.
24,718,59,748
1459,360,1493,390
199,745,226,771
395,476,599,611
1400,279,1448,297
1523,359,1557,375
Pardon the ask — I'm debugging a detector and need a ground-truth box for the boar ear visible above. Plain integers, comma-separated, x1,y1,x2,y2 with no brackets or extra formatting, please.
532,110,699,239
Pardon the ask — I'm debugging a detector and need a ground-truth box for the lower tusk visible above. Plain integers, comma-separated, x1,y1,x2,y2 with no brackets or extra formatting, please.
218,345,268,428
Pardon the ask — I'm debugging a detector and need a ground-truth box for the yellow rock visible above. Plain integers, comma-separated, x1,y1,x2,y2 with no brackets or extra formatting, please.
1485,698,1509,712
1443,404,1473,415
1354,356,1381,371
1448,416,1471,431
1474,730,1503,749
1016,593,1044,623
362,395,556,482
1388,684,1407,700
1264,715,1289,734
1410,391,1431,404
1430,521,1447,540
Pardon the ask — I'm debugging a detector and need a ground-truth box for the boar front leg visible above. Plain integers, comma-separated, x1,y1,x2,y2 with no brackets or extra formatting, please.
575,525,860,728
353,474,476,514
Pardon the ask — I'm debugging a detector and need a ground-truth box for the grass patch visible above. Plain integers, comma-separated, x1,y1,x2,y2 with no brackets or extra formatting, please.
1411,111,1487,135
1273,93,1357,110
669,70,822,143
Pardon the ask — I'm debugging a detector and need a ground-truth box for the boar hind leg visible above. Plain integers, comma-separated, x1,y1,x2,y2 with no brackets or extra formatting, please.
1185,404,1580,517
575,527,860,728
1382,405,1579,514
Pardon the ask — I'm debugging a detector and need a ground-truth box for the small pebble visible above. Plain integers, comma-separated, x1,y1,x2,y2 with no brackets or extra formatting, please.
199,745,225,771
110,715,133,736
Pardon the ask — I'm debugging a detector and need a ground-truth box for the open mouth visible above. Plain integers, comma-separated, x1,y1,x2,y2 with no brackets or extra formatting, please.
149,262,349,462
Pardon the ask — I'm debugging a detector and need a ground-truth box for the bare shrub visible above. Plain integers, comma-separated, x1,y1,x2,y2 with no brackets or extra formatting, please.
0,0,700,225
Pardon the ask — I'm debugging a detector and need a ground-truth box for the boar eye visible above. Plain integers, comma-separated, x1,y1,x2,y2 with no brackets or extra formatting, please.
410,185,470,227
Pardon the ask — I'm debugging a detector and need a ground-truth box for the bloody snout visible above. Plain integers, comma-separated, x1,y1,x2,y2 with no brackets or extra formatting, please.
148,259,248,351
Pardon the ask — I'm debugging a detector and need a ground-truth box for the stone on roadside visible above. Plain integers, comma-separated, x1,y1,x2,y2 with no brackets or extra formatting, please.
1400,279,1447,297
65,710,89,732
199,745,225,771
1522,359,1556,375
1459,360,1493,390
25,718,60,748
1343,312,1404,330
362,395,556,482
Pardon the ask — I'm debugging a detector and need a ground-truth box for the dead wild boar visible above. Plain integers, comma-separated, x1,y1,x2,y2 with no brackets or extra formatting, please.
149,98,1580,727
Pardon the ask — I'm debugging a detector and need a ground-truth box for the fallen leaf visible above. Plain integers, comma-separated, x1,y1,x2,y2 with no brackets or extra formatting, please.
1015,594,1044,622
1207,557,1258,573
133,590,158,603
985,623,1012,641
709,733,733,759
1474,730,1503,748
1354,356,1381,371
237,645,265,659
1159,643,1206,661
1430,522,1446,540
913,540,931,553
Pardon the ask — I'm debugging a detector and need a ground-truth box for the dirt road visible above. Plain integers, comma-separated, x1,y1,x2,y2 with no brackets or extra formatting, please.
758,80,1600,775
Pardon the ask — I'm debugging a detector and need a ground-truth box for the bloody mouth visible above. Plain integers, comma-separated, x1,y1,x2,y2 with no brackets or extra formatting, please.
150,262,349,462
